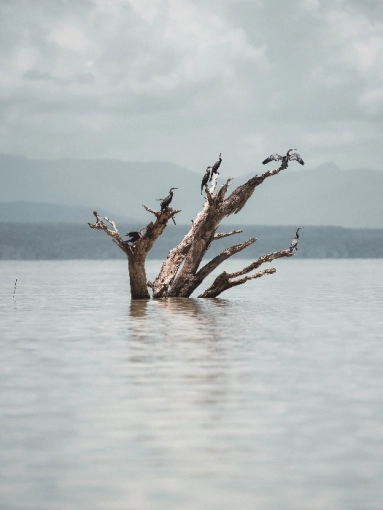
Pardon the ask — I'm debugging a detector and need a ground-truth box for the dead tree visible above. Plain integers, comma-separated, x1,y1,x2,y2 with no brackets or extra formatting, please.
89,155,303,299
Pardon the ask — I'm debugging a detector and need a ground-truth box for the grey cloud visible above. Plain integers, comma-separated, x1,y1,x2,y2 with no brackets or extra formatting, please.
0,0,383,173
77,72,95,84
23,68,94,86
23,69,53,81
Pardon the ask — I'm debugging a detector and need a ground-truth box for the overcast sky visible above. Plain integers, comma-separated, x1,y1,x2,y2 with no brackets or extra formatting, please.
1,0,383,175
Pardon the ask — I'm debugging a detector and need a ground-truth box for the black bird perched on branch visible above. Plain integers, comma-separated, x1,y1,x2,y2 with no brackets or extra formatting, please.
262,149,304,169
290,227,304,255
209,153,222,181
201,167,211,194
157,188,178,211
125,228,146,245
156,188,178,225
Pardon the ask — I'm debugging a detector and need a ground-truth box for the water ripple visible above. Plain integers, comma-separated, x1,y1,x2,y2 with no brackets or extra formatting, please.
1,259,383,509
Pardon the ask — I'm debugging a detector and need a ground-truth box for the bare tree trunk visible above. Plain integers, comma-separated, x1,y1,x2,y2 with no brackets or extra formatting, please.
127,258,150,299
88,160,302,300
88,206,180,299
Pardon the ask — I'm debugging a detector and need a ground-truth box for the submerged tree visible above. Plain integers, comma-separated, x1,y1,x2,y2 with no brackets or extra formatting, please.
88,150,304,299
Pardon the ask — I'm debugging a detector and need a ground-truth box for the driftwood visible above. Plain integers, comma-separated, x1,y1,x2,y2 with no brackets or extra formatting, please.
89,160,302,299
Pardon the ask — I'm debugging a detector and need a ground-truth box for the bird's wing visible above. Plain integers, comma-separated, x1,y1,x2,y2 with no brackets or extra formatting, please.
288,153,304,165
262,154,282,164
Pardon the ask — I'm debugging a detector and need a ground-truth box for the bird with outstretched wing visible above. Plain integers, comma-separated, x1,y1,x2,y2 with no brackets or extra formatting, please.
288,152,304,165
262,153,284,165
262,149,304,167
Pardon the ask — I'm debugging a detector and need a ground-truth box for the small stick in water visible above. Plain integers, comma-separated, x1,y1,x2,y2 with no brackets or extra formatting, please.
13,278,17,301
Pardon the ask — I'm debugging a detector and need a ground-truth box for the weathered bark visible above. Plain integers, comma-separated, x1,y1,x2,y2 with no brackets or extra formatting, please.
89,157,302,300
88,206,180,299
198,249,293,298
128,258,150,299
153,164,289,298
172,237,257,297
150,173,221,297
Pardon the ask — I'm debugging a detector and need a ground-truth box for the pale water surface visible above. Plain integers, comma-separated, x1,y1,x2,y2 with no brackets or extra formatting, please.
1,259,383,510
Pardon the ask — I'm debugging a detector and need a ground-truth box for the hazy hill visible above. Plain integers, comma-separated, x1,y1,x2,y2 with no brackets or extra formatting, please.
1,154,382,227
236,163,383,228
0,154,203,225
0,202,137,223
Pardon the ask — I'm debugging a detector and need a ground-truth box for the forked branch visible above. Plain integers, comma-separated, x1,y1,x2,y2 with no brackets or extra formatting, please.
198,246,294,298
88,211,130,255
198,268,277,298
170,237,257,298
195,238,257,287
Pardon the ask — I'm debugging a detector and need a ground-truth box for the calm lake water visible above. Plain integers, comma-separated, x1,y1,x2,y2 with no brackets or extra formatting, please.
1,259,383,510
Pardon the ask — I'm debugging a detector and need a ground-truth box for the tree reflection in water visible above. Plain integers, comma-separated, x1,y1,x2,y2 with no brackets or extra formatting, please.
126,298,233,406
128,297,232,342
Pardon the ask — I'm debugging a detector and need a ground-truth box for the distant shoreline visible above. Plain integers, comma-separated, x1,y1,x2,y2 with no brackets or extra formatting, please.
1,223,382,260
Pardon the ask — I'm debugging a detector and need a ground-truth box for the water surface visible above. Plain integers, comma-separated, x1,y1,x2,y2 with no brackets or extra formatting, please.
1,259,383,510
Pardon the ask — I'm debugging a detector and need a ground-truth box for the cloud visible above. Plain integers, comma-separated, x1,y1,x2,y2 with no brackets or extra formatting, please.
23,69,53,81
0,0,382,173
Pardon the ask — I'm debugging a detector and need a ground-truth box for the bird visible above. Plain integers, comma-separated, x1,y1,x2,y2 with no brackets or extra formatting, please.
262,149,304,168
201,167,211,194
124,228,146,245
262,153,283,165
157,188,178,211
209,153,222,181
290,227,304,255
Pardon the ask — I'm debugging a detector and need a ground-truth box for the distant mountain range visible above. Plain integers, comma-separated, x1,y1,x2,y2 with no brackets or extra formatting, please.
0,202,136,224
0,154,382,228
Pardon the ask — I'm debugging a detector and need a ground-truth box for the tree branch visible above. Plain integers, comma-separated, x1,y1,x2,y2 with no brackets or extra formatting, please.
205,188,215,206
197,245,294,298
228,249,292,278
216,178,233,202
196,238,257,285
235,267,277,284
198,268,276,298
223,165,287,216
213,230,243,240
142,204,159,216
170,237,257,298
88,211,130,255
142,204,181,218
